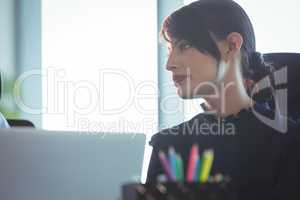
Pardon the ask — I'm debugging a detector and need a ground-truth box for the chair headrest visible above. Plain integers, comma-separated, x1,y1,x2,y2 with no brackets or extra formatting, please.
262,53,300,118
263,53,300,100
263,53,300,72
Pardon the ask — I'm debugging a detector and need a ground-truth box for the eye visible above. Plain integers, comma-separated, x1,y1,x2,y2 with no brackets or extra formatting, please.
179,42,192,51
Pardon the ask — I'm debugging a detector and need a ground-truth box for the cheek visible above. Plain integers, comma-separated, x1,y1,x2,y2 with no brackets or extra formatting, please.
187,55,218,84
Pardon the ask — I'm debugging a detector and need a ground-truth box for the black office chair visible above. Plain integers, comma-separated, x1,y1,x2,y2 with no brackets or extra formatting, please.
259,53,300,120
0,72,35,128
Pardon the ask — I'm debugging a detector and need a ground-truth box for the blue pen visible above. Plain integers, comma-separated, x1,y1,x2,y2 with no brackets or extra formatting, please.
168,147,177,181
194,155,201,182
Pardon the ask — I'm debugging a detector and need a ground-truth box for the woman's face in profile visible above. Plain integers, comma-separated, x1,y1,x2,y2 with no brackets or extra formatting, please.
166,39,219,99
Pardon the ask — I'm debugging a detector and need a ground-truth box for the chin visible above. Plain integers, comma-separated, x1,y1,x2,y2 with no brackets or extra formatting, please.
180,95,193,99
177,86,217,99
176,89,194,99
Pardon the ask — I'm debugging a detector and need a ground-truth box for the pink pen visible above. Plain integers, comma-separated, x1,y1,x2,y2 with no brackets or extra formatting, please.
186,144,199,182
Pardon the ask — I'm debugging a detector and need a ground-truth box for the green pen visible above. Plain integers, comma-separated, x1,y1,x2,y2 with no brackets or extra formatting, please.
176,154,184,181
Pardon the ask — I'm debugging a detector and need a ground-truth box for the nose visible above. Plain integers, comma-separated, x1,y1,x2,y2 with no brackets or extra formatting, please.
166,51,179,72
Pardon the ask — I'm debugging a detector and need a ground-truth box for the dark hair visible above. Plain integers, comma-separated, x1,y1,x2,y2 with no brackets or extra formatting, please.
161,0,273,83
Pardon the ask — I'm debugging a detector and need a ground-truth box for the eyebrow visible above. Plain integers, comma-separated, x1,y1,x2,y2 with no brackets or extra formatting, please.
169,39,185,49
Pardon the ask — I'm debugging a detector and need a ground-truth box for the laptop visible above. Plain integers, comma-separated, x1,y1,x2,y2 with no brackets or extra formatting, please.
0,129,146,200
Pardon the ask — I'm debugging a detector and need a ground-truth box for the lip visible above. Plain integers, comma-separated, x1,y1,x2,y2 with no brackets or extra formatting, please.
173,75,189,84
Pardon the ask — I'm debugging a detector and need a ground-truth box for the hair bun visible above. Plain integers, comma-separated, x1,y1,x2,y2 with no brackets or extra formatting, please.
249,52,264,72
249,51,272,81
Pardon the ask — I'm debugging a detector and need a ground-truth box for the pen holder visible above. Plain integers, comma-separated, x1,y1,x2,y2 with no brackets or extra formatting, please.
122,181,237,200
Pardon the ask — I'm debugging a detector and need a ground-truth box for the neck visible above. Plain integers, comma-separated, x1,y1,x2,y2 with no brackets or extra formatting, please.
205,56,253,117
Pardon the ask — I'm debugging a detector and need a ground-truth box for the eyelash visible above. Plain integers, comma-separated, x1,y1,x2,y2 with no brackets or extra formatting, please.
166,42,192,57
179,43,192,51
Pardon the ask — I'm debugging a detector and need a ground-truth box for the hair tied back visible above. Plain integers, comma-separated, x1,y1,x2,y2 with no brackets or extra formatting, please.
249,51,273,82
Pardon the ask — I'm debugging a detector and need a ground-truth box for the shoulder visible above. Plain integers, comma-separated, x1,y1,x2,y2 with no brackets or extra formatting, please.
149,112,209,147
239,102,298,135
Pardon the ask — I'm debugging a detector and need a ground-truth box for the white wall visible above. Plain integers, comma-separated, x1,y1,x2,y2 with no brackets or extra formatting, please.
42,0,158,134
234,0,300,53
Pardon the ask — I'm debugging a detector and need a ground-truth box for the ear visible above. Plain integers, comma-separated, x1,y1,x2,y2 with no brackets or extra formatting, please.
225,32,243,60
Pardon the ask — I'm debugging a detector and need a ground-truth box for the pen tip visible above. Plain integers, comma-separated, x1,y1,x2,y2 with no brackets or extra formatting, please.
169,147,175,153
158,151,165,157
204,149,214,156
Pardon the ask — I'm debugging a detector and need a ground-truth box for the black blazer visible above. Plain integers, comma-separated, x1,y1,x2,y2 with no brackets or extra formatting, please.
146,104,300,200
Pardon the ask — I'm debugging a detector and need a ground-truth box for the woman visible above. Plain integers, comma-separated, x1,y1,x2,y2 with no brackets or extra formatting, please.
146,0,299,199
